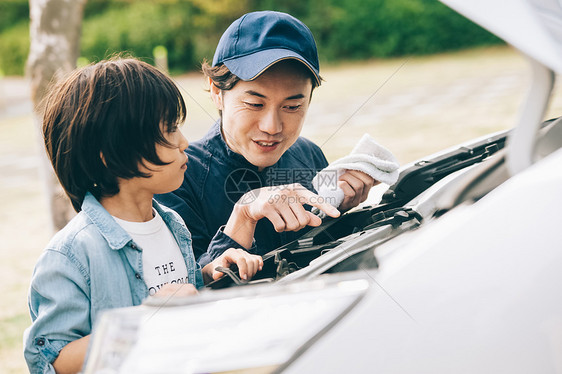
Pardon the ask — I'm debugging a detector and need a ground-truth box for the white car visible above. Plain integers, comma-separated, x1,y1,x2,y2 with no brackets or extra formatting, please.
83,1,562,373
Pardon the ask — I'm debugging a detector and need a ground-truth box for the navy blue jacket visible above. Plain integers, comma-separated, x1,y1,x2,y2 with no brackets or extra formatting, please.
156,121,329,265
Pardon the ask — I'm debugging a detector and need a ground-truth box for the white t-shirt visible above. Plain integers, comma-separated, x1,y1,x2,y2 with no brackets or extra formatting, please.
113,209,189,296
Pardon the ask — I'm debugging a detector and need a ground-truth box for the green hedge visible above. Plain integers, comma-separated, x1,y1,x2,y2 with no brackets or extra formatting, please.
80,2,197,73
0,22,29,76
300,0,501,60
0,0,502,76
0,0,29,33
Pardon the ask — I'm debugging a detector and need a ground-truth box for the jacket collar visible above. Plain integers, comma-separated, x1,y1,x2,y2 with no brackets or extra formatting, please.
81,192,184,251
81,192,132,250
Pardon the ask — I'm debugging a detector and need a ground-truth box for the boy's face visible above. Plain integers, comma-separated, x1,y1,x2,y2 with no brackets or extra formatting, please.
137,127,189,194
211,61,313,171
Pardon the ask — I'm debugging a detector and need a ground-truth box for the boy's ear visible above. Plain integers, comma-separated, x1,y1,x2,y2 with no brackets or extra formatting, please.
100,152,107,167
208,77,223,110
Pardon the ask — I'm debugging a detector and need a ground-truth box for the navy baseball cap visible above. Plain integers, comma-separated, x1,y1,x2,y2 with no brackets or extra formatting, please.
212,11,321,85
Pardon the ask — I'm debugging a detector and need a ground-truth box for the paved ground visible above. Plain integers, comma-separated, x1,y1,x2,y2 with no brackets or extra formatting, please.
2,45,562,372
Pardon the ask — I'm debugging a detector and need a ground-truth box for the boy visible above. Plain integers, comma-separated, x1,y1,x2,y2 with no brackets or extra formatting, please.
24,58,263,373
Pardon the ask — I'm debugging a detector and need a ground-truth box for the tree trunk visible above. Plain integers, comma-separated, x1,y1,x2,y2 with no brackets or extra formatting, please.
28,0,86,232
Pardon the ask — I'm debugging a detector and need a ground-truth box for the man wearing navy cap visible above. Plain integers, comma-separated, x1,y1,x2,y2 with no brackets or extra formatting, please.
156,11,375,265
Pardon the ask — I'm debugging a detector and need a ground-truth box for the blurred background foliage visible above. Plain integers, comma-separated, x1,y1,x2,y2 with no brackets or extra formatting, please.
0,0,502,76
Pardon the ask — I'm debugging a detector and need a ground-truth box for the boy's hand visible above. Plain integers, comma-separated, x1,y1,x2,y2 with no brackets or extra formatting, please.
154,283,198,297
203,248,264,284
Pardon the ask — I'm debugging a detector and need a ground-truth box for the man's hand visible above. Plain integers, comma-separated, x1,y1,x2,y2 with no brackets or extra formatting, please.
337,170,378,212
223,183,341,250
203,248,264,284
240,183,340,231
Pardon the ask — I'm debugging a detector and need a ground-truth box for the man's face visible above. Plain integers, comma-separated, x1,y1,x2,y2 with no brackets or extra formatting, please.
212,61,313,170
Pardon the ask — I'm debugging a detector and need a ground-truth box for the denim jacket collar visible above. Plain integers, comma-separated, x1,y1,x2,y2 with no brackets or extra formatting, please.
82,192,131,250
81,192,187,251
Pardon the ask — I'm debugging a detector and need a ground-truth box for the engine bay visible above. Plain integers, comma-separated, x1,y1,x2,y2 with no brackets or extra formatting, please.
207,129,510,289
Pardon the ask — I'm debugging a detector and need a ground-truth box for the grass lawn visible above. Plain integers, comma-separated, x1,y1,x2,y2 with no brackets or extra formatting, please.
1,45,562,372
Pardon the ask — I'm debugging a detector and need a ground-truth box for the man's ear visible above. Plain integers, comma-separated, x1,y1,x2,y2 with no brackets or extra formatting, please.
209,77,223,110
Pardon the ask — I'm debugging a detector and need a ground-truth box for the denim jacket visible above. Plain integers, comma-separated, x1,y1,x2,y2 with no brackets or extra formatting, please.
156,120,329,266
23,192,203,373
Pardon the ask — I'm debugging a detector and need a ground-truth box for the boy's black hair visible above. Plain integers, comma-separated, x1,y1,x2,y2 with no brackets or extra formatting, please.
43,57,187,212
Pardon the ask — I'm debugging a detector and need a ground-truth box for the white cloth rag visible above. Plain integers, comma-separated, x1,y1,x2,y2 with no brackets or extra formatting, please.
312,134,400,208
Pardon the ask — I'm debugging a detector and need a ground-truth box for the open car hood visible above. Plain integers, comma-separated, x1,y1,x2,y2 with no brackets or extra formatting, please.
440,0,562,175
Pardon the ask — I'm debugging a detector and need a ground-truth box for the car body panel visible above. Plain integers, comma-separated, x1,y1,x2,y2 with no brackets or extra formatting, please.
286,147,562,373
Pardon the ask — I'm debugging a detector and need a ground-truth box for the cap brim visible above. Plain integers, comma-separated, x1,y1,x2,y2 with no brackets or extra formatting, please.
223,49,320,86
